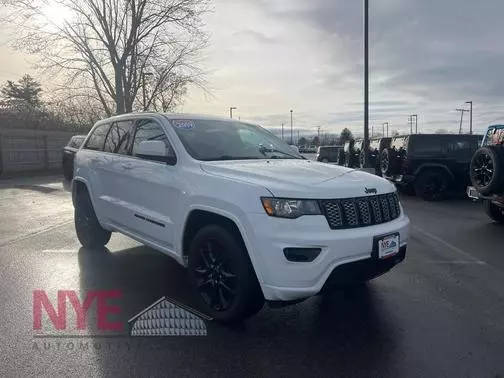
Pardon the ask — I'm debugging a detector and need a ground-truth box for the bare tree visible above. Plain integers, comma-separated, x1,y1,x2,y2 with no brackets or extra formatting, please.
1,0,210,115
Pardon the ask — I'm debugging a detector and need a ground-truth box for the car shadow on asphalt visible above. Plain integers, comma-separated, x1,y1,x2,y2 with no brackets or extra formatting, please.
77,245,400,375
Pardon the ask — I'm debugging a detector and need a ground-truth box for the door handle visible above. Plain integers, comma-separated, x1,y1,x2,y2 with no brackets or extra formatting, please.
121,163,134,170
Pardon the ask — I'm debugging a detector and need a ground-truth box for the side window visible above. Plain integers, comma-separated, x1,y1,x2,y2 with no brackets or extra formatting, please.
410,136,443,154
103,121,134,154
132,119,176,161
84,124,111,151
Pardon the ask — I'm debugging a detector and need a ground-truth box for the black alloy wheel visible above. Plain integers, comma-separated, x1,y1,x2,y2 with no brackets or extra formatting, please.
193,239,237,312
472,151,494,187
380,150,390,175
188,225,264,322
470,146,504,195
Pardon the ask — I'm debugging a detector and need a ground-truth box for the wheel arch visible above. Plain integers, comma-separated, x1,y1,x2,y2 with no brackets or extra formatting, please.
414,164,454,180
181,208,265,285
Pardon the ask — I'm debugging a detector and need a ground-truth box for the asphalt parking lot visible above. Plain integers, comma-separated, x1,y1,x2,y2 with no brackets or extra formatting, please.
0,174,503,377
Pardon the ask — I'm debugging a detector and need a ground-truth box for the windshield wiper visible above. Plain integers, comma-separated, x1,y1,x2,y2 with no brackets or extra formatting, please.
208,155,260,161
258,145,301,159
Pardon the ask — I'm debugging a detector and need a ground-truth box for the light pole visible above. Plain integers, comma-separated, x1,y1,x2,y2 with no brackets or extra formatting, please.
363,0,370,167
383,122,389,137
281,123,284,140
409,114,418,134
465,101,473,134
229,107,237,119
456,108,469,134
142,72,153,111
290,110,293,145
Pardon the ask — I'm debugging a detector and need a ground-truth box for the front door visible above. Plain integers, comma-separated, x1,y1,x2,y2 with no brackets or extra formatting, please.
117,118,181,253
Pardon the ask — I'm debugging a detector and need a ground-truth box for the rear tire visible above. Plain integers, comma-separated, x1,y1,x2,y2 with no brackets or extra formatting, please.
414,169,449,201
74,189,111,249
188,225,264,323
380,149,398,177
484,200,504,223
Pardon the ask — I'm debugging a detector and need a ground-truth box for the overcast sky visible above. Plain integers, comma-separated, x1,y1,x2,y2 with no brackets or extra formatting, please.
1,0,504,137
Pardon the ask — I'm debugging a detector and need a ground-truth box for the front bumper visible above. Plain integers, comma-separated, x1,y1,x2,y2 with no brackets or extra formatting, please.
244,211,410,301
467,186,504,204
384,174,415,185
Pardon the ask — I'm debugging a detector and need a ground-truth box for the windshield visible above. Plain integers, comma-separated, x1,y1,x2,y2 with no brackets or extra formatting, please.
169,119,303,161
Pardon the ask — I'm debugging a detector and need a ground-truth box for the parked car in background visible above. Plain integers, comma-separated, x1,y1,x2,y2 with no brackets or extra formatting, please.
361,137,392,175
62,135,86,180
316,145,342,163
467,125,504,223
380,134,481,201
72,113,409,322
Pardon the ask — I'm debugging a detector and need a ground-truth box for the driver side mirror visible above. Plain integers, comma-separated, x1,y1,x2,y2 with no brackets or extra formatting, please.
135,140,177,165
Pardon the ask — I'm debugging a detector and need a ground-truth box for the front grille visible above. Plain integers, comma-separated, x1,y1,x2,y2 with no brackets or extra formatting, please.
321,193,400,229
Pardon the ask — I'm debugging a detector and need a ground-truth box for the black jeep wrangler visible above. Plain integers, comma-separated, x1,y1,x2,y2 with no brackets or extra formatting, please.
380,134,481,201
359,137,391,175
467,125,504,223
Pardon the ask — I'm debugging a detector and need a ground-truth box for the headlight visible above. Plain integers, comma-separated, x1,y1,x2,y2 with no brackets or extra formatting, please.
261,197,322,219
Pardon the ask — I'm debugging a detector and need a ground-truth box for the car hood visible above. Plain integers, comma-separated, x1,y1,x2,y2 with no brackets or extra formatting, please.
200,159,396,198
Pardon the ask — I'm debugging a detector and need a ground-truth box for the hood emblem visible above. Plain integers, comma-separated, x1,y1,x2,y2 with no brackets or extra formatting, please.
365,187,377,194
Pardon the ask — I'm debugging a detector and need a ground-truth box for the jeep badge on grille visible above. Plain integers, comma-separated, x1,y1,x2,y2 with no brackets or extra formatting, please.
365,187,377,194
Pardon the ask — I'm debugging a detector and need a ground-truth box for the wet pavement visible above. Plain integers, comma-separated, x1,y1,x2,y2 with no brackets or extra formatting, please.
0,175,503,377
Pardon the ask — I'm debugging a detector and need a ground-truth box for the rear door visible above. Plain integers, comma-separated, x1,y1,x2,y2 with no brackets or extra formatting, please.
98,120,135,222
80,123,112,212
115,118,181,253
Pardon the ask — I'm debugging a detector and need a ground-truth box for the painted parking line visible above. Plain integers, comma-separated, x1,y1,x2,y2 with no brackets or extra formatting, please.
425,260,487,265
41,249,78,254
412,225,487,266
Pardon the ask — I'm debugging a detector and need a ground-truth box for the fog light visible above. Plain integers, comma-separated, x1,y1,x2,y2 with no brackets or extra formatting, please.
283,247,321,262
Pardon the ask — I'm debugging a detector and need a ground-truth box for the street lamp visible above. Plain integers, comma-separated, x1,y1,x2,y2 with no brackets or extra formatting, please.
456,108,469,134
409,114,418,134
229,107,237,119
465,101,473,134
290,110,293,145
142,72,154,111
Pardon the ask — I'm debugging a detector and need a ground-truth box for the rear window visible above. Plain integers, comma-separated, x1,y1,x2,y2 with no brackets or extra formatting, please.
84,124,111,151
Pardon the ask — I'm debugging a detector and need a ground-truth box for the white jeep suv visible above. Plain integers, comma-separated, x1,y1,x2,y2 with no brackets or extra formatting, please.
73,113,410,322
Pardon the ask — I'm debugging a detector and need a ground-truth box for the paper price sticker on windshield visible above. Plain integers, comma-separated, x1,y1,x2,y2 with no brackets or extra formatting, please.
172,120,194,130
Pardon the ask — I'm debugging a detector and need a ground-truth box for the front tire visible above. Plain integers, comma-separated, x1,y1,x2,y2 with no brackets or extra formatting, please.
74,189,111,249
188,225,264,322
484,200,504,223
